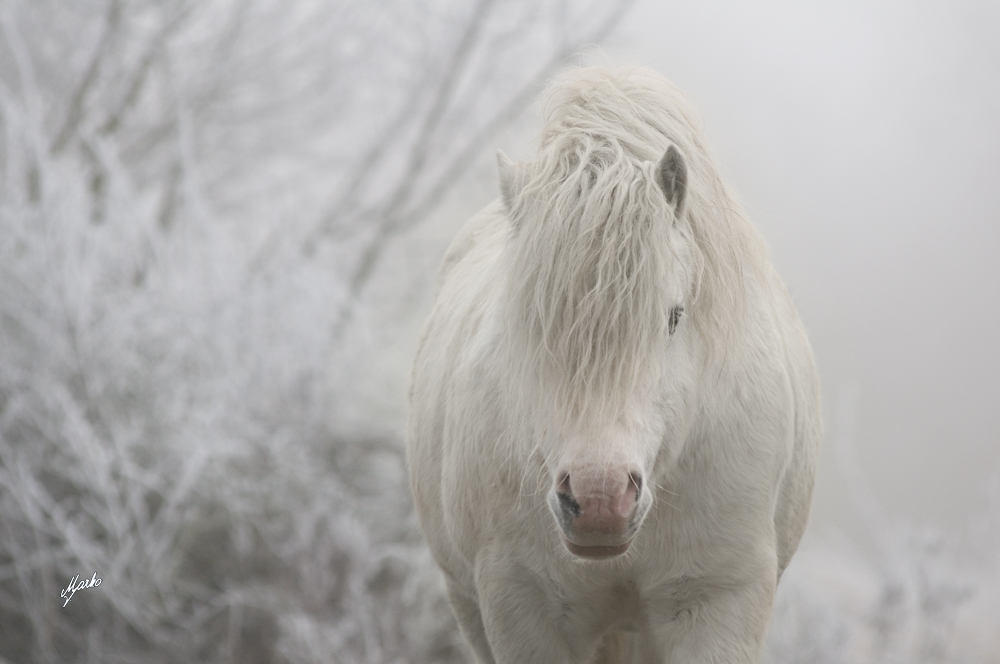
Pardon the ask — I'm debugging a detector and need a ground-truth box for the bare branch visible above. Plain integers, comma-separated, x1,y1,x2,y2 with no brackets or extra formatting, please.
374,0,498,226
50,0,123,154
99,4,192,137
329,0,638,339
400,0,638,229
300,0,497,256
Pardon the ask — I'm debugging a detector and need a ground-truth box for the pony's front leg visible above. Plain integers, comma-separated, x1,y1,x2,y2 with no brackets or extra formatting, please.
475,558,588,664
650,570,777,664
445,579,497,664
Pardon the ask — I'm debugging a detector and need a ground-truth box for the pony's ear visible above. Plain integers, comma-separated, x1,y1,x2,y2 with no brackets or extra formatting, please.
655,145,687,215
497,149,524,213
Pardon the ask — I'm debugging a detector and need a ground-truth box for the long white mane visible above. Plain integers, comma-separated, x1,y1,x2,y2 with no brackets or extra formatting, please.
502,67,770,431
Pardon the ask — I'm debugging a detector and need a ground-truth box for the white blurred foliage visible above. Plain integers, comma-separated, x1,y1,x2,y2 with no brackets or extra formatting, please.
763,386,999,664
765,519,1000,664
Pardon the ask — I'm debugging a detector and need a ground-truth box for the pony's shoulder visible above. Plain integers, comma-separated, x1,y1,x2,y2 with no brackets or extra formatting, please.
438,199,509,283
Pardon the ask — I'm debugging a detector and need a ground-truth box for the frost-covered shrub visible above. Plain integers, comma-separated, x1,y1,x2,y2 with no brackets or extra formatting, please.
763,490,1000,664
0,143,462,663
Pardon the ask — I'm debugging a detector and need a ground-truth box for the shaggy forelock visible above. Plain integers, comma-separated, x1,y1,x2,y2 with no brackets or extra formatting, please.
503,67,768,431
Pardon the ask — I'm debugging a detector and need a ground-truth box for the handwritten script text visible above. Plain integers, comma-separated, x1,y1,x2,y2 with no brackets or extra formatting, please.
61,572,101,607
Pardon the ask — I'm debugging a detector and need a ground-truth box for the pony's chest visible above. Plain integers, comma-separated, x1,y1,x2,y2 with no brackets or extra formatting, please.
545,570,714,636
548,576,645,633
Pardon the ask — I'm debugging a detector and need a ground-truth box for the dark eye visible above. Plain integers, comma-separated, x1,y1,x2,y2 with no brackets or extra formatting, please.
668,306,684,336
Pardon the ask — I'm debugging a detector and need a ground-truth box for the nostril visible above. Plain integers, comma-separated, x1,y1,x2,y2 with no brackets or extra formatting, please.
556,473,580,517
558,490,581,517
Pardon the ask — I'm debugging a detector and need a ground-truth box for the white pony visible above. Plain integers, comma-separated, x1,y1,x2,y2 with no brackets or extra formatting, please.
408,66,821,664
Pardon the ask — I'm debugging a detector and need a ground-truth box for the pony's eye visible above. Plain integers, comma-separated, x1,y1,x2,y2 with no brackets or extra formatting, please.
668,306,684,335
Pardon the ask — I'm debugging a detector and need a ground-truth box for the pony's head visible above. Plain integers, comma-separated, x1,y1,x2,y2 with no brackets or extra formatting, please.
498,69,713,559
500,143,694,559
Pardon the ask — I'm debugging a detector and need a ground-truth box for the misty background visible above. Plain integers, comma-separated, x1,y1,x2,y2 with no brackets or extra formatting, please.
0,0,996,662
